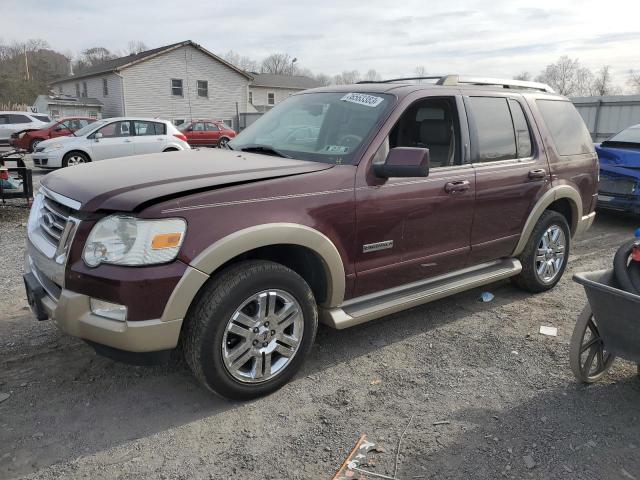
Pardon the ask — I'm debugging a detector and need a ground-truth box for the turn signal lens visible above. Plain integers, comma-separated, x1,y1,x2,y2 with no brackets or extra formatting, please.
152,232,183,250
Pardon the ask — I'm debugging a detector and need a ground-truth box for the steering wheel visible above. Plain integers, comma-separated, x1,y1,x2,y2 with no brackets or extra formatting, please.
336,134,363,148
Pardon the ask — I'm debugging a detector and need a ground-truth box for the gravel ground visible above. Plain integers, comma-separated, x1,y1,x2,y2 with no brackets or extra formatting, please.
1,194,639,479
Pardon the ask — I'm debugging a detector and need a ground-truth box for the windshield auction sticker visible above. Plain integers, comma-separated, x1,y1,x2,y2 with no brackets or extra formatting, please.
341,93,384,107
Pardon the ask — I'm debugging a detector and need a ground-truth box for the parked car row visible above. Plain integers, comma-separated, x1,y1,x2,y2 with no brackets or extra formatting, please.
0,111,51,144
10,117,97,152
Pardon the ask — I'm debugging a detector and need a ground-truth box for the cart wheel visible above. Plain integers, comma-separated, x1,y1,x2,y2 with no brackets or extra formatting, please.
570,305,616,383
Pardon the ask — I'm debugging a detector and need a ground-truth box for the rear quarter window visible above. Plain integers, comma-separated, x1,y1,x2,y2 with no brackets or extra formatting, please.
536,100,594,156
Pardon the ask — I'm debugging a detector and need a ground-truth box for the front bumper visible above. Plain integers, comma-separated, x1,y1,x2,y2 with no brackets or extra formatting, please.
25,242,183,353
32,150,62,168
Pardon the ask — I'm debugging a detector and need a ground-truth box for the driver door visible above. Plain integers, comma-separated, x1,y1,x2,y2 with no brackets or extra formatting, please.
89,120,135,161
354,94,476,296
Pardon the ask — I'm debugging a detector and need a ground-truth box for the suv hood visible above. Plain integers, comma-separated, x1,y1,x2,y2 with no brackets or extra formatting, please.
41,148,333,213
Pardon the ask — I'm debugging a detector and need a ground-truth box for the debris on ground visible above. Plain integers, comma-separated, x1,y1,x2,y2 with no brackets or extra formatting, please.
332,434,388,480
433,421,450,426
479,292,495,302
0,392,9,404
523,455,536,469
539,326,558,336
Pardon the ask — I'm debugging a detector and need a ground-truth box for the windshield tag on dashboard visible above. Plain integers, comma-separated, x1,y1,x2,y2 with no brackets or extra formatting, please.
341,93,384,107
325,145,349,153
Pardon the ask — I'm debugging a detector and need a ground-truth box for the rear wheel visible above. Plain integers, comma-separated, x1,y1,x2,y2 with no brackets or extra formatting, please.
183,260,318,400
163,148,178,153
62,151,89,168
513,210,570,293
570,305,615,383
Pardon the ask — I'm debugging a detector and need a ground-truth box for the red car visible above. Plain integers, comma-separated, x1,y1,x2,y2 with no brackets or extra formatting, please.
178,120,236,147
9,117,97,152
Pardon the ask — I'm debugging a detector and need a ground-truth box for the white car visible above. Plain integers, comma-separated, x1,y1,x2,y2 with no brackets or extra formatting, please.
0,111,51,143
31,117,191,168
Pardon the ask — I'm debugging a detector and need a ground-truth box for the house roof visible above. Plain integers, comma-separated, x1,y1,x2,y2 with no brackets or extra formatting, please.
36,94,103,107
50,40,253,84
251,73,322,90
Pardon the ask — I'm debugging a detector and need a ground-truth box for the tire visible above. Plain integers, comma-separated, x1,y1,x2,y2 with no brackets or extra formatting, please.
612,240,640,294
62,151,89,168
183,260,318,400
569,305,615,383
29,138,43,152
217,137,230,148
513,210,571,293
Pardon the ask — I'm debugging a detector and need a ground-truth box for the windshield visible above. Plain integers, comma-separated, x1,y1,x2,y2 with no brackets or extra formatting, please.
75,119,107,137
607,125,640,145
229,92,394,164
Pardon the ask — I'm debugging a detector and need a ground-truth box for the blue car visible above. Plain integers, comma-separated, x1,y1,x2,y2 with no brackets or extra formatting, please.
597,124,640,214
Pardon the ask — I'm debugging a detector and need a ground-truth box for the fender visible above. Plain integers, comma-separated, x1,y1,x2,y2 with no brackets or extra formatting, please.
511,185,582,257
161,223,346,322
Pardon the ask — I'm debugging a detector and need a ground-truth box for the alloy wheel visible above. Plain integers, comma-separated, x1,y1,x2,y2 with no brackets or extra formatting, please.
535,224,566,283
222,289,304,383
66,155,85,166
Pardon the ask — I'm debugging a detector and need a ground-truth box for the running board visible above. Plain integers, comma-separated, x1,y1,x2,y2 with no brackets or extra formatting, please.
321,258,522,329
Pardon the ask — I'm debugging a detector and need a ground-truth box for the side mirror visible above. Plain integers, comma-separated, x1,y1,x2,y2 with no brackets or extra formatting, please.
373,147,430,178
94,132,103,142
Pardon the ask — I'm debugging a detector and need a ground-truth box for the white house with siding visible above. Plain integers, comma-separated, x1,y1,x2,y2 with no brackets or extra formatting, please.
50,41,253,129
248,73,322,112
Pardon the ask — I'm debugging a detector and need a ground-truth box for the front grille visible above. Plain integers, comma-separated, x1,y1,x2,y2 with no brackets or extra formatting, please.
599,177,636,196
38,195,73,247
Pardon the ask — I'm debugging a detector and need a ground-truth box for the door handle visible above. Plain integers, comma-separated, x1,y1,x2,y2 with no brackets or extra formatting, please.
444,180,470,194
528,168,547,180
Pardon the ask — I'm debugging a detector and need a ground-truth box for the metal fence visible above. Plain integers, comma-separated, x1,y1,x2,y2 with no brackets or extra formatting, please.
572,95,640,142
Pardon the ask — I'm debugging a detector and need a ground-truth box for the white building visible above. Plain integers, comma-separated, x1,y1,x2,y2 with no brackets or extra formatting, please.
33,95,103,119
50,40,253,129
248,74,322,112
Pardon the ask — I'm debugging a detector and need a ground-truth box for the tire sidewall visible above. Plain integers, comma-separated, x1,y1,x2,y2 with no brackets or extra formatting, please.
62,151,88,168
196,264,317,399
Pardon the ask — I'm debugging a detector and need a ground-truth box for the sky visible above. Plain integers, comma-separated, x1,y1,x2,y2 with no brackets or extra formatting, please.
3,0,640,88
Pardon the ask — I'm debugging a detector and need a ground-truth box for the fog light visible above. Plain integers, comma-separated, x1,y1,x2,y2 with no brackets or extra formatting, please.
90,298,127,321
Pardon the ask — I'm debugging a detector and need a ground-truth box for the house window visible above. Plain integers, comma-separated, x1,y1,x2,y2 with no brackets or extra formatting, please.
171,79,183,96
88,111,98,119
197,80,208,97
103,78,108,96
174,119,185,126
248,91,253,104
267,92,275,105
75,83,80,97
82,82,88,98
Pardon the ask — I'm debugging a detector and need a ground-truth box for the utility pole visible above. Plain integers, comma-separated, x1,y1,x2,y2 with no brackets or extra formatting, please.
24,47,30,81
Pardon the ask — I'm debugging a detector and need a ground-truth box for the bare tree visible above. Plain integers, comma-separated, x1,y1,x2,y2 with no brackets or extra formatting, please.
334,70,361,85
363,69,382,82
126,40,148,55
314,73,332,86
513,72,532,81
261,53,297,75
628,70,640,94
222,50,258,73
535,56,594,96
590,66,620,96
414,65,427,81
73,47,118,74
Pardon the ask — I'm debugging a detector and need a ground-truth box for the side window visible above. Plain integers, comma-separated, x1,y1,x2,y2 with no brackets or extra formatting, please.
0,115,7,125
153,122,166,135
508,99,533,158
205,122,219,131
78,119,90,128
268,92,275,105
536,100,594,156
467,97,516,162
388,97,460,168
194,122,205,131
134,120,155,136
7,114,31,124
97,121,130,138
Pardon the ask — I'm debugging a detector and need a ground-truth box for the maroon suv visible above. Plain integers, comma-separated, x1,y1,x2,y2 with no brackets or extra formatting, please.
24,76,597,399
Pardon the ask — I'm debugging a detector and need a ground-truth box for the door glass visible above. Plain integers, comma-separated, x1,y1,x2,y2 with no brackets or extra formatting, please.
536,100,594,155
7,114,31,124
205,123,219,131
194,122,205,132
134,120,158,136
388,97,460,168
468,97,517,162
508,99,533,158
97,121,131,138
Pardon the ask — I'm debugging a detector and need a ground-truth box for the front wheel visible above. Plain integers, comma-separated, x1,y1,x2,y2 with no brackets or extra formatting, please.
217,137,230,148
570,305,615,383
62,151,89,167
29,138,43,152
183,260,318,400
513,210,571,293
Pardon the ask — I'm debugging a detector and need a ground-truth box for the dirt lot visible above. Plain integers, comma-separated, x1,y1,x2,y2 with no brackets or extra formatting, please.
1,189,640,479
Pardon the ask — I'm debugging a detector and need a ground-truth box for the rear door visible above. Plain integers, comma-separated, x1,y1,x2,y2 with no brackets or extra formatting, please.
204,122,222,146
465,95,550,264
132,120,167,154
88,120,135,160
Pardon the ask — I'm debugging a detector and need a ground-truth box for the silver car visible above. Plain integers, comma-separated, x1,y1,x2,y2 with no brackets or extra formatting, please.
31,117,191,168
0,111,51,143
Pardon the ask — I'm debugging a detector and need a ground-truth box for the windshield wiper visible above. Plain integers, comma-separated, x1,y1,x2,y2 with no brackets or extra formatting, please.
239,145,291,158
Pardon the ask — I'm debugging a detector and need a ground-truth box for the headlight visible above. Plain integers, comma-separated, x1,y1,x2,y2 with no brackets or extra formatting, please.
44,143,63,152
82,215,186,267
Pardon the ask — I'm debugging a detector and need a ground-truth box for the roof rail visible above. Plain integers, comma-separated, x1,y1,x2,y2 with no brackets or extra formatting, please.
358,75,555,93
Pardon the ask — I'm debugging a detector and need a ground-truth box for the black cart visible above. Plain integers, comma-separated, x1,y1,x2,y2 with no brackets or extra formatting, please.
0,150,33,205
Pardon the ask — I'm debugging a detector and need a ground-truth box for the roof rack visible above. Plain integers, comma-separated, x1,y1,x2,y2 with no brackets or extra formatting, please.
357,75,555,93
